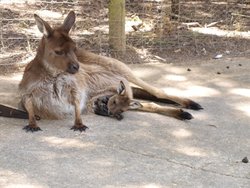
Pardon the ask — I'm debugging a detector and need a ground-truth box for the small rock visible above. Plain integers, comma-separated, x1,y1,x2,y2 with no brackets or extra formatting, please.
238,64,242,66
187,68,191,72
213,54,223,59
242,157,249,163
202,48,207,55
226,66,229,69
174,49,181,53
217,72,221,75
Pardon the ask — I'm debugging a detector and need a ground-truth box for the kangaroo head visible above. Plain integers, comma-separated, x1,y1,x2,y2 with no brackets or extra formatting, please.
34,11,79,75
108,81,130,116
107,81,142,119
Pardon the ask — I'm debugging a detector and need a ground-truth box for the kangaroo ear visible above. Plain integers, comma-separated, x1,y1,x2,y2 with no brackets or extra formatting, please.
34,14,53,37
117,81,126,95
62,11,75,33
129,100,143,110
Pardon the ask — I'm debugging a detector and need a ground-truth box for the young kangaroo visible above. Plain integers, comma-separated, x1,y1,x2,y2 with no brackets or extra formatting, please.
91,80,141,120
19,11,202,132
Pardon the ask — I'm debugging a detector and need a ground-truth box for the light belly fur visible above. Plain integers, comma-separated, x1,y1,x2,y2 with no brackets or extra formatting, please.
24,74,87,119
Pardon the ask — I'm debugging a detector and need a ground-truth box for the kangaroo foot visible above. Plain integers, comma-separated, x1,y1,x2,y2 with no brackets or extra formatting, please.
23,124,42,132
70,123,89,132
185,100,203,110
177,109,193,120
113,113,123,121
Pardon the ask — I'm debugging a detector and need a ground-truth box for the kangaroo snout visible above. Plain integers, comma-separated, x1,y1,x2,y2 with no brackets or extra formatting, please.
67,63,79,74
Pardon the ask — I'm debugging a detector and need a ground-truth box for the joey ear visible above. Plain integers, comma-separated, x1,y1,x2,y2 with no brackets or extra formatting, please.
34,14,53,37
117,81,126,95
62,11,76,33
129,100,143,110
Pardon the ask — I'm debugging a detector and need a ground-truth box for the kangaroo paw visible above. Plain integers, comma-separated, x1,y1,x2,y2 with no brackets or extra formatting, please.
114,113,123,121
70,124,89,132
93,97,110,117
94,106,109,116
185,100,203,110
23,124,42,132
178,110,193,120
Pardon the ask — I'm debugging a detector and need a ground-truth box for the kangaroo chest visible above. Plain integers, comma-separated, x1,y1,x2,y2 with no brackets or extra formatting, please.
30,74,87,119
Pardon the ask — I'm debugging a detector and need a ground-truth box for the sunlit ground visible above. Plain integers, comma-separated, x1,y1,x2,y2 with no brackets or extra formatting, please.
229,88,250,117
163,86,221,98
190,27,250,39
171,128,192,138
230,88,250,98
41,136,95,149
175,146,208,157
233,103,250,117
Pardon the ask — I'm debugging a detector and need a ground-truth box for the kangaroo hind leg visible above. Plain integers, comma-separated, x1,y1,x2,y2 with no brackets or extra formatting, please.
130,101,193,120
129,77,203,110
132,87,178,105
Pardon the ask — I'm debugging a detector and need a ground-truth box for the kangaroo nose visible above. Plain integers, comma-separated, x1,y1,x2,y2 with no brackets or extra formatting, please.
72,63,79,71
68,63,79,74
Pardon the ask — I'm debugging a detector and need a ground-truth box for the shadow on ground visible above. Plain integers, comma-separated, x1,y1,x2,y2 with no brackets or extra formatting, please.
0,57,249,187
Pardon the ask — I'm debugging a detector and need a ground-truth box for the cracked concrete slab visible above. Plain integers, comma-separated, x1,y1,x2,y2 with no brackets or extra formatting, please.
0,57,249,188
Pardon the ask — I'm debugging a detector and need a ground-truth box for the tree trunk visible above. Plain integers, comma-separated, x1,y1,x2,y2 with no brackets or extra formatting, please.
109,0,126,54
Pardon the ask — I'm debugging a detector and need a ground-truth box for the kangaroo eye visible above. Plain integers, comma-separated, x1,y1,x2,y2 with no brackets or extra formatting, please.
113,100,116,105
54,50,64,55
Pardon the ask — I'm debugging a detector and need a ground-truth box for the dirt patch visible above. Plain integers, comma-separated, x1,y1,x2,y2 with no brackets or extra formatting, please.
0,0,250,73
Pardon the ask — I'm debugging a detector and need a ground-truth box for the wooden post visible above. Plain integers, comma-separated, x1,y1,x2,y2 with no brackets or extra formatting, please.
171,0,180,20
109,0,126,54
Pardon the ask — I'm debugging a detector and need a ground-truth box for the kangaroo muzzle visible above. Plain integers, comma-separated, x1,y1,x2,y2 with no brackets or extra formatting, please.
67,63,79,74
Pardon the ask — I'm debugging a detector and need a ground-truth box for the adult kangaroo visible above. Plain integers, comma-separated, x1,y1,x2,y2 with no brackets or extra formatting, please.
18,11,202,132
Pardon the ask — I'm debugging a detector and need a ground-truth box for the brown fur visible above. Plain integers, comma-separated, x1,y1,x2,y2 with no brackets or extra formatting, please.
19,11,202,132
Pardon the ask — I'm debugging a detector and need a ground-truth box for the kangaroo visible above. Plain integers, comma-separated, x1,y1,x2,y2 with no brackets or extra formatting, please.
18,11,202,132
91,80,141,120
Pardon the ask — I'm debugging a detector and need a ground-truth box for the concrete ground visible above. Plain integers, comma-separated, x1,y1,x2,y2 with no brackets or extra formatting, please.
0,57,249,188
